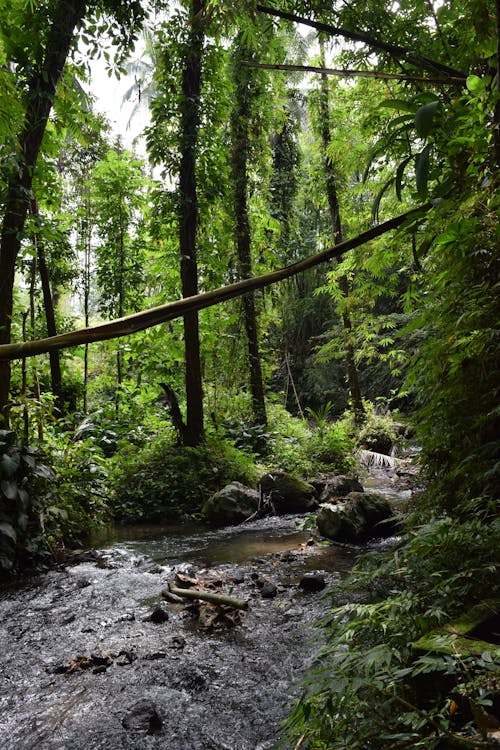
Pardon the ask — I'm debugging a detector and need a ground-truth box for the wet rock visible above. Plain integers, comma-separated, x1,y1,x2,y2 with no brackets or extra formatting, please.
232,575,245,584
92,664,108,674
172,666,207,692
314,475,364,502
201,482,259,526
168,635,186,650
260,471,317,514
116,650,137,666
91,653,113,667
148,606,169,624
143,652,167,660
261,583,278,599
299,575,326,593
317,492,397,543
122,699,163,734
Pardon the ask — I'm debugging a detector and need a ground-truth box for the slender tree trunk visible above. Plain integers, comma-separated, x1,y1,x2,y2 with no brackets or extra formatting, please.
231,42,268,427
0,0,87,426
30,199,64,417
178,0,204,446
495,0,500,169
318,42,365,426
83,190,91,414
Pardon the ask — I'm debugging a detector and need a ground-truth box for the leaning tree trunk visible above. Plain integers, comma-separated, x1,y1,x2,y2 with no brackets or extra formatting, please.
0,0,87,426
318,41,365,426
178,0,205,446
230,42,268,427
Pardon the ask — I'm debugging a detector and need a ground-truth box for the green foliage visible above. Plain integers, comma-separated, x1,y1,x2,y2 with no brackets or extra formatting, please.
284,513,500,749
0,425,108,573
109,434,258,522
356,408,397,455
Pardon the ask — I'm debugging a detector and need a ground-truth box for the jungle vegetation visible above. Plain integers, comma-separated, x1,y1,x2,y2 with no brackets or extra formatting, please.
0,1,498,747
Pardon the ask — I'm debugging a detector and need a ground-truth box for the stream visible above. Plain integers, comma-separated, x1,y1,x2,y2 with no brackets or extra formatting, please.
0,470,411,750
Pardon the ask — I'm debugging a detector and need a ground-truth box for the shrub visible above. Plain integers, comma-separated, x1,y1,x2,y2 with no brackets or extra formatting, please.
109,434,258,522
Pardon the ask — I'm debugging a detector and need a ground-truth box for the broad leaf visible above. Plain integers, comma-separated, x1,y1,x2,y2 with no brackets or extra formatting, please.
0,452,21,479
414,100,439,138
0,522,17,542
1,480,18,500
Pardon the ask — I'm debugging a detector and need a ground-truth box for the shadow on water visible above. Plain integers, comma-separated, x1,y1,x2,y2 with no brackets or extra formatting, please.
0,473,408,750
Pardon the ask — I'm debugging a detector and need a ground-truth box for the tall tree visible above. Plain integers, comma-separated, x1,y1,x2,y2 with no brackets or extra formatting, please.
0,0,87,425
230,39,268,427
178,0,205,446
316,40,365,425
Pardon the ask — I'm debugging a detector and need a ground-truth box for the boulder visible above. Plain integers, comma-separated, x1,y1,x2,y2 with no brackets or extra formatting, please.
260,471,317,514
313,475,364,503
201,482,259,526
316,491,397,542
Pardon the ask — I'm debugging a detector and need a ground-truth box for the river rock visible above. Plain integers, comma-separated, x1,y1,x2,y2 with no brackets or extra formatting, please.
260,471,317,514
316,491,396,542
260,582,278,599
122,699,163,734
314,475,364,503
201,482,259,526
299,574,326,593
148,606,169,624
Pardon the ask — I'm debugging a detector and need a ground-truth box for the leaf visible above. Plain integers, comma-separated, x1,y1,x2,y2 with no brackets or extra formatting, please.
1,480,18,500
0,452,21,479
372,177,395,222
415,145,431,198
379,99,417,114
414,100,439,138
0,430,16,447
395,156,413,201
0,522,17,542
466,75,484,94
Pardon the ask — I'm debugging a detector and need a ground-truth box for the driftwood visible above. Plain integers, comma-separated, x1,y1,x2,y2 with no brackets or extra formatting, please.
169,586,249,611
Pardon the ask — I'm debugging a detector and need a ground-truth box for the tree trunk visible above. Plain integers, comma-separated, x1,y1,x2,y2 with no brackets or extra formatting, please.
177,0,205,447
30,199,64,417
0,205,429,362
318,42,365,426
231,42,268,427
0,0,87,426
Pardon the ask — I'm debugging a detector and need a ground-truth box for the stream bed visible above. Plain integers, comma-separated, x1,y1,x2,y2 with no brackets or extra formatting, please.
0,470,410,750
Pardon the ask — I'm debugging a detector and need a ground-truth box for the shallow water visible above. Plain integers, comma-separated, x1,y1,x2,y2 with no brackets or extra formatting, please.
0,472,408,750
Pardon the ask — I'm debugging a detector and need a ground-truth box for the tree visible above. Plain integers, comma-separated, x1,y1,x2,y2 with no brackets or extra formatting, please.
0,0,145,426
230,37,268,428
315,39,365,424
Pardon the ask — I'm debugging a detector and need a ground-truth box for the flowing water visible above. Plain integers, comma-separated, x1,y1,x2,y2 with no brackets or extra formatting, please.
0,470,411,750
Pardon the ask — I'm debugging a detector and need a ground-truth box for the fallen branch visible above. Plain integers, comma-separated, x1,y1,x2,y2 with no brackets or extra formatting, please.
243,61,464,86
256,4,466,80
169,586,249,611
0,204,430,361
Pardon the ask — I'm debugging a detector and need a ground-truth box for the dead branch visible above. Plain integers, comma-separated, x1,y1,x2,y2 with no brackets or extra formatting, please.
169,586,249,610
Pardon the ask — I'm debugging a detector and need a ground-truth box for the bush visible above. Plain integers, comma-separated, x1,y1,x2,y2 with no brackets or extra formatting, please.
356,410,397,455
109,434,258,522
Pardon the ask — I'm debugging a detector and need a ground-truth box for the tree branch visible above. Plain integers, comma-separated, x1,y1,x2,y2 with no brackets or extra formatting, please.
255,4,466,80
242,60,465,86
0,204,430,361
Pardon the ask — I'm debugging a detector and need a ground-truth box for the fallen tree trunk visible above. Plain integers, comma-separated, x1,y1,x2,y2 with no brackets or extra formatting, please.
0,204,429,362
169,586,249,610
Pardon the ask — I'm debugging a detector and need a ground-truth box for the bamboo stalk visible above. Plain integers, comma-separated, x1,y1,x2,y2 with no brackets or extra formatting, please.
243,61,464,86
